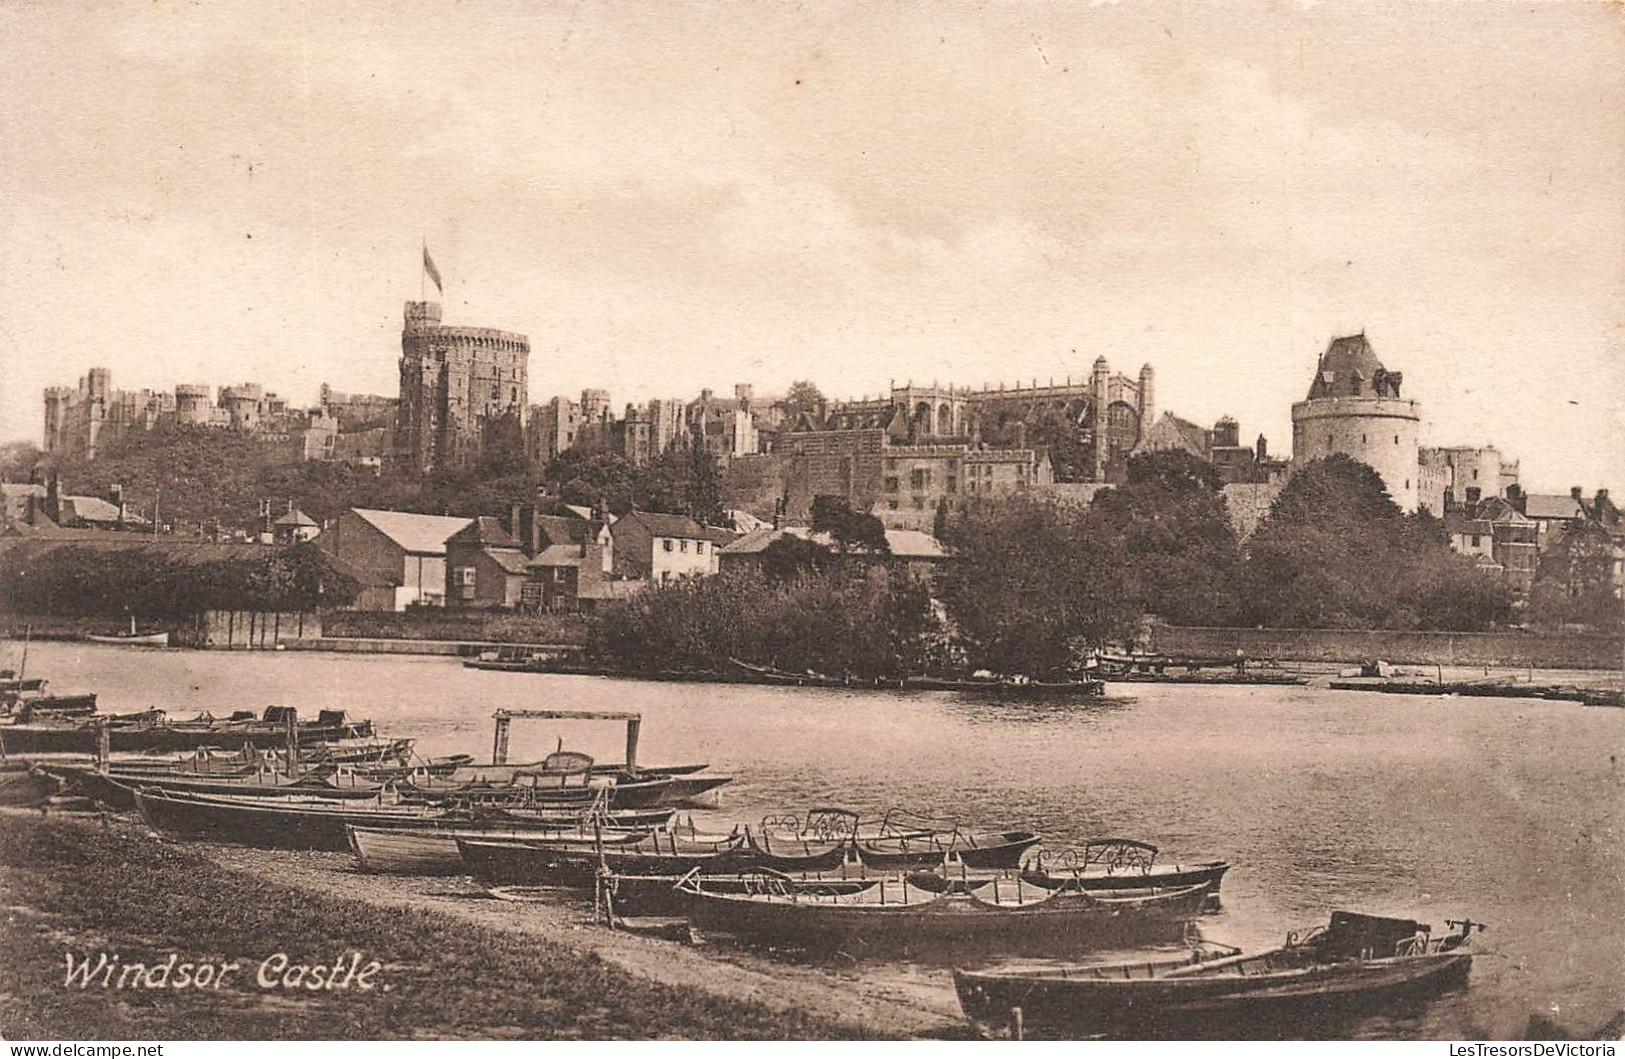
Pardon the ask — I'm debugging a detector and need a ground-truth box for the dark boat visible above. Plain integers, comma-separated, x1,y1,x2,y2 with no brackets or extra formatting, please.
54,765,389,810
347,819,676,875
727,659,851,688
856,828,1040,870
952,911,1484,1039
7,693,100,717
679,873,1210,958
0,706,374,754
406,768,731,809
132,786,671,851
1020,839,1232,895
458,831,750,888
600,867,882,917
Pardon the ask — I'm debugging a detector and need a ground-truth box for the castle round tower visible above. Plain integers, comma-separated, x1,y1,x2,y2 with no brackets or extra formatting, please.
174,384,213,425
1290,334,1422,511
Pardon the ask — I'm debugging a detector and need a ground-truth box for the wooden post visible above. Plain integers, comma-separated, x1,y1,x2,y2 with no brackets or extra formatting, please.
97,718,111,774
1012,1006,1024,1041
493,712,511,765
284,710,299,778
624,715,641,773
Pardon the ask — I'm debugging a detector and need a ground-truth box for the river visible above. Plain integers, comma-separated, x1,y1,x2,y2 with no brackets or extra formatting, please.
17,642,1625,1039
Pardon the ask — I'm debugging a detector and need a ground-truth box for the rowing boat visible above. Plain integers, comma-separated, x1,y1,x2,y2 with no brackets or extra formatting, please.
1020,839,1232,895
952,911,1483,1038
679,874,1211,958
458,831,750,888
345,811,684,875
856,829,1040,870
131,786,672,851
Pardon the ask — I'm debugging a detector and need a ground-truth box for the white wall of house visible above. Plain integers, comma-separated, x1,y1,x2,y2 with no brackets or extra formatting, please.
650,535,719,583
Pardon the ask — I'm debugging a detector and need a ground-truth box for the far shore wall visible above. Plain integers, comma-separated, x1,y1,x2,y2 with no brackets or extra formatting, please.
1152,624,1625,670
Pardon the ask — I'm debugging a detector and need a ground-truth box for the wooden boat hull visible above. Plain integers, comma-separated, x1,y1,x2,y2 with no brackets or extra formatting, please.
0,718,373,754
55,768,387,810
459,836,749,889
605,872,879,917
347,823,662,876
1021,860,1232,896
857,831,1040,870
85,632,170,646
132,787,668,852
683,882,1209,958
953,952,1472,1038
408,771,731,809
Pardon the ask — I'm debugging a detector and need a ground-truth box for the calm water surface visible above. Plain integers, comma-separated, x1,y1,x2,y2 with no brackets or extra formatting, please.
23,642,1625,1039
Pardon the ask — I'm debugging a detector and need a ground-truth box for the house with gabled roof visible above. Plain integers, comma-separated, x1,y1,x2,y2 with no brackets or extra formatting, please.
611,510,729,584
445,516,529,608
315,508,473,610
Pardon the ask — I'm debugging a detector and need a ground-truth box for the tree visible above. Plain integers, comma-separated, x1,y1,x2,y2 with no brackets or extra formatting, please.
543,449,638,514
1529,521,1621,630
1241,454,1513,630
685,425,725,525
779,380,826,425
810,495,889,554
0,441,46,483
1022,405,1091,482
758,535,831,583
1088,450,1243,626
938,495,1138,676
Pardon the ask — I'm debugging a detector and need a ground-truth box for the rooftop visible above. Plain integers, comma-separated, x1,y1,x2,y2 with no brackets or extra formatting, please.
349,508,473,555
1523,494,1587,521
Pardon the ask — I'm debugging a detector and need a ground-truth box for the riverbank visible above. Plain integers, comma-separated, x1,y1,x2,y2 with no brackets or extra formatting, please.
0,810,955,1040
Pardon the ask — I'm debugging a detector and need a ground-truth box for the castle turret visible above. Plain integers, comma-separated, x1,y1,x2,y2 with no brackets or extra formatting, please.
1091,356,1111,480
1290,334,1422,510
1137,362,1155,431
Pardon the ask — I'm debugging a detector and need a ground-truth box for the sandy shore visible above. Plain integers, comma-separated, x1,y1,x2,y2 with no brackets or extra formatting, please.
196,842,966,1037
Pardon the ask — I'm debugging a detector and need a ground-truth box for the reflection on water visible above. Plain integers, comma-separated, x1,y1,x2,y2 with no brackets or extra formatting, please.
21,642,1625,1039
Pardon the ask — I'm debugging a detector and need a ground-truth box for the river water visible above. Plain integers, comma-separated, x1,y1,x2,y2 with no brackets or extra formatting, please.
18,642,1625,1039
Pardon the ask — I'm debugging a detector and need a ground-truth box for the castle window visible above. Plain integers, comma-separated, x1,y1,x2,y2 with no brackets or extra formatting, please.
1362,434,1367,445
1394,435,1399,444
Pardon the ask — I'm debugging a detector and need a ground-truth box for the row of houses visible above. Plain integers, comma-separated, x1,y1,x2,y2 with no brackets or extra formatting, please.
315,503,951,613
1442,488,1624,597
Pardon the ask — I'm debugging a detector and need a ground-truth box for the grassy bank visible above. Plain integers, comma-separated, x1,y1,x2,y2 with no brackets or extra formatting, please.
0,813,875,1040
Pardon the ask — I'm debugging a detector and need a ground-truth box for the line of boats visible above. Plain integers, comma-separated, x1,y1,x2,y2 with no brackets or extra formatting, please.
1,687,1485,1039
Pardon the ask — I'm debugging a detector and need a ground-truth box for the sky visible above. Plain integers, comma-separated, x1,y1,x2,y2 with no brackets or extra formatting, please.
1,1,1621,492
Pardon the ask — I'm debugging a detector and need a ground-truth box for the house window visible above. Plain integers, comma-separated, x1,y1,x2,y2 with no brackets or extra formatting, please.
884,476,899,492
663,539,674,552
680,539,689,553
696,541,705,554
1471,535,1481,547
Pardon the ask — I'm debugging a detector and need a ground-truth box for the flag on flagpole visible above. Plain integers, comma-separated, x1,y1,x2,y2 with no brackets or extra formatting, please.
422,246,443,293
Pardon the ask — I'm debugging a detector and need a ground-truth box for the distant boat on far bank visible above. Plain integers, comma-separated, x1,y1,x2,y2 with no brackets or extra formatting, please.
85,616,171,647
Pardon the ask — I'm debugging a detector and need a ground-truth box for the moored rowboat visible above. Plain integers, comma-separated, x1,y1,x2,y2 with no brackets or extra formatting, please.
679,873,1211,958
951,911,1483,1038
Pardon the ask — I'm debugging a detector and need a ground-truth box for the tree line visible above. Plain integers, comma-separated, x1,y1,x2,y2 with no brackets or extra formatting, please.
589,450,1537,680
0,541,358,618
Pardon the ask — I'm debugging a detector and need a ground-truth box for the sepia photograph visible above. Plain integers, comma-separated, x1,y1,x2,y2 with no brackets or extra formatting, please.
0,0,1622,1046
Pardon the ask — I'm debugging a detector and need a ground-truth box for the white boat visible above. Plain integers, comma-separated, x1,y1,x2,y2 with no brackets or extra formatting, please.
85,617,170,647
